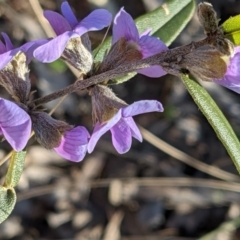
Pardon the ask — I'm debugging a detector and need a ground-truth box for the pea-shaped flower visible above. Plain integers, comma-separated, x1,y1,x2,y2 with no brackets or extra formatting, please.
88,100,163,154
99,8,168,77
34,1,112,73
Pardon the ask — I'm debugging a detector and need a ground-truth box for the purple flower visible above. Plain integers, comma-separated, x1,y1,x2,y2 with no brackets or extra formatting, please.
0,98,31,151
33,1,112,63
0,32,46,70
112,8,168,78
88,100,163,154
54,126,90,162
213,47,240,93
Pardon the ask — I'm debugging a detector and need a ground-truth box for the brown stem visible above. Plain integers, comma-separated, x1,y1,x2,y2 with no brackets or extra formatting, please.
33,38,209,106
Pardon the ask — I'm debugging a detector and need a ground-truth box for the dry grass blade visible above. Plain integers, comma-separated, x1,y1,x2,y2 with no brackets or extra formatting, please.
139,126,240,182
17,177,240,202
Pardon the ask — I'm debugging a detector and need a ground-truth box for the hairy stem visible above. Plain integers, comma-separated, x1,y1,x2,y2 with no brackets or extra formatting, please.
33,38,209,106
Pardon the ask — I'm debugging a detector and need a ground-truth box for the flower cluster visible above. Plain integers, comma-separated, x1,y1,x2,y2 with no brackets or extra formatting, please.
0,2,166,162
0,1,238,162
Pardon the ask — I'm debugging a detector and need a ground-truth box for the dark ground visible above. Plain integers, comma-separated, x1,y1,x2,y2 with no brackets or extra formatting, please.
1,0,240,239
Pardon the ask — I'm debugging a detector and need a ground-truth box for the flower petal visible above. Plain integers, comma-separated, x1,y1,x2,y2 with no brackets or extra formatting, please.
122,100,164,118
44,10,72,35
137,65,167,78
140,29,152,37
215,76,240,93
0,40,6,54
88,110,122,153
138,35,168,58
21,39,49,63
54,126,89,162
33,31,78,62
124,117,142,142
110,119,132,154
74,9,112,36
213,47,240,93
1,33,14,51
112,7,139,44
61,1,78,28
0,98,31,151
0,49,20,70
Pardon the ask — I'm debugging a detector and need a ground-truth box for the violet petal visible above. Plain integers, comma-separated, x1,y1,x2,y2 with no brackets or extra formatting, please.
44,10,72,35
54,126,89,162
138,35,167,58
0,40,6,54
0,49,20,71
110,119,132,154
137,65,167,78
122,100,164,118
140,29,152,37
213,47,240,93
61,1,78,28
0,98,31,151
1,33,14,51
21,39,49,63
112,7,139,44
88,110,122,153
124,117,142,142
74,9,112,36
33,31,78,62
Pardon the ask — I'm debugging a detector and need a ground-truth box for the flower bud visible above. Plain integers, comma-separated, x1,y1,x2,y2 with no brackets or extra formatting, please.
98,37,142,74
213,37,235,57
90,84,127,124
179,50,228,82
61,34,93,74
0,52,31,103
30,111,72,149
197,2,218,33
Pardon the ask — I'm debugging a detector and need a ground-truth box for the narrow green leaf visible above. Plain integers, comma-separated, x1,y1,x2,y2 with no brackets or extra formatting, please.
94,0,195,63
181,74,240,174
4,151,26,188
0,186,16,224
221,14,240,46
154,0,195,46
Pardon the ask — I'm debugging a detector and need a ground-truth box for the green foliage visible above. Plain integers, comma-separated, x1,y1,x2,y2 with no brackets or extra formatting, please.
181,74,240,174
222,14,240,46
49,60,68,73
0,187,16,224
4,151,26,188
153,0,195,46
0,151,26,224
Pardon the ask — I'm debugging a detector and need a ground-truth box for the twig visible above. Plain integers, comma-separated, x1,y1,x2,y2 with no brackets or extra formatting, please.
140,126,239,182
28,0,55,37
17,177,240,202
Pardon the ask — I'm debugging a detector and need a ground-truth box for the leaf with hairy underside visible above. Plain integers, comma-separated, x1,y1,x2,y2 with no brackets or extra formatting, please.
0,151,26,224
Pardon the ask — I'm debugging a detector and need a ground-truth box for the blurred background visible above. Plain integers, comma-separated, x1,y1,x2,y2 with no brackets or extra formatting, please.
1,0,240,239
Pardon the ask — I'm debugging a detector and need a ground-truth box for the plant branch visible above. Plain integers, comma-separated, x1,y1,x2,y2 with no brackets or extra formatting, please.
33,37,210,106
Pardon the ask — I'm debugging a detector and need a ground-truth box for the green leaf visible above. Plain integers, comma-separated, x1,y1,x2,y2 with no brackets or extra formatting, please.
4,151,26,188
153,0,195,46
94,0,195,63
49,59,68,73
222,14,240,46
0,186,16,224
181,74,240,174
